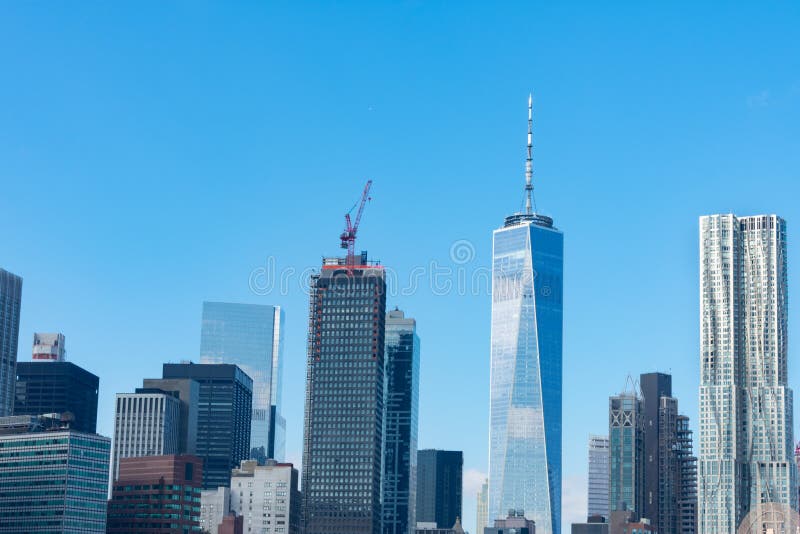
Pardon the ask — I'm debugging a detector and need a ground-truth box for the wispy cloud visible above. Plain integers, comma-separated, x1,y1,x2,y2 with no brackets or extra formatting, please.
562,474,588,530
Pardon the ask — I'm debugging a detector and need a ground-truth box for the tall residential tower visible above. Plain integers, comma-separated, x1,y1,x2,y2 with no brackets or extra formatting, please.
698,214,796,532
488,95,563,533
0,269,22,416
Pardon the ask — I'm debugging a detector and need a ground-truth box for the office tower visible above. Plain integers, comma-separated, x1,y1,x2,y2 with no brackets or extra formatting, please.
484,510,536,534
111,388,182,481
142,377,200,454
676,415,697,534
200,487,231,534
489,96,563,534
571,516,609,534
382,308,420,534
0,413,110,533
231,459,302,534
200,302,285,462
587,435,610,519
639,372,672,526
162,363,253,489
302,253,387,534
609,390,644,518
0,269,22,416
416,449,463,528
14,360,99,432
698,214,796,533
107,454,203,533
477,479,489,534
414,518,466,534
31,332,65,361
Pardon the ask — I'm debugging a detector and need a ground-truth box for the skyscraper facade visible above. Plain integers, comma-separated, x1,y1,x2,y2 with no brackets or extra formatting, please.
0,415,110,533
477,479,489,534
587,435,610,519
302,254,386,534
609,391,644,518
698,214,796,533
111,388,182,481
200,302,285,463
489,98,563,534
382,308,420,534
0,269,22,416
230,459,302,534
416,449,463,529
31,332,65,361
142,377,200,455
639,372,672,526
14,361,99,433
162,363,253,489
676,415,698,534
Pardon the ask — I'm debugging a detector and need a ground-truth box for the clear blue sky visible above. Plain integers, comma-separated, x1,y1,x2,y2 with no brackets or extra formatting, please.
2,2,799,531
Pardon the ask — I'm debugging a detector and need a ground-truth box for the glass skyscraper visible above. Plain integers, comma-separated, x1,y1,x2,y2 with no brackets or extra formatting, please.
488,212,563,533
382,309,420,534
609,391,644,518
0,269,22,417
698,214,796,533
200,302,285,462
587,435,609,519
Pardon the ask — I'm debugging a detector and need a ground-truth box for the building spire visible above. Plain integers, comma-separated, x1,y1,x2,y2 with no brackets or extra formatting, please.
525,93,534,214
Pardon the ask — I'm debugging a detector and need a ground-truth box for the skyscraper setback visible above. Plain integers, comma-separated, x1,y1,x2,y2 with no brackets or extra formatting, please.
200,302,285,462
302,253,387,534
489,95,563,533
698,214,796,533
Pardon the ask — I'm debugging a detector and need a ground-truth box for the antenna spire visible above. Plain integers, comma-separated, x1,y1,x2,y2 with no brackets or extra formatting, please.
525,93,534,214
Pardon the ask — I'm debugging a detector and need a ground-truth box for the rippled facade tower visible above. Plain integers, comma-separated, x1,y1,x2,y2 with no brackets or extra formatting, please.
488,95,563,534
698,214,796,533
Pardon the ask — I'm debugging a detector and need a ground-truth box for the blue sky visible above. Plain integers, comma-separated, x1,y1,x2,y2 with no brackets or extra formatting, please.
2,2,799,531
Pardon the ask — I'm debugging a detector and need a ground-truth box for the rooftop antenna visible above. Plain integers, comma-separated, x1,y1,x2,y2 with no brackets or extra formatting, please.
525,93,534,215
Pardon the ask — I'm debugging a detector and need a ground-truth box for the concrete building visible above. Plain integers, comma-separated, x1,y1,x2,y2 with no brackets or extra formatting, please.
31,332,65,361
587,436,609,520
231,459,301,534
477,479,489,534
415,517,466,534
111,388,182,481
698,214,796,533
382,308,420,534
675,415,697,534
200,302,285,462
142,377,200,454
0,269,22,416
14,360,99,432
107,454,203,533
489,97,563,534
162,362,253,489
0,414,110,533
416,450,463,529
302,253,387,534
219,514,245,534
570,516,608,534
201,487,231,534
484,510,536,533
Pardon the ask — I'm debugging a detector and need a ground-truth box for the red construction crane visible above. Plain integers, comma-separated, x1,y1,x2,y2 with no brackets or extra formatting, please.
340,180,373,265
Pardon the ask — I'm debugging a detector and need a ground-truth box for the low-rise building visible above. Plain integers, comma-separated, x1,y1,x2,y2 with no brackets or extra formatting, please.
230,459,301,534
201,486,231,534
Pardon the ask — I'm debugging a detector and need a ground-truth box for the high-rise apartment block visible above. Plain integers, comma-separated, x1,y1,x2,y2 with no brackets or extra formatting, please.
200,487,231,534
676,415,698,534
14,360,99,432
640,372,672,527
107,454,203,533
31,332,65,361
416,449,463,529
489,97,563,534
0,414,110,533
587,435,609,519
302,254,387,534
231,459,302,534
0,269,22,416
477,479,489,534
698,214,796,532
382,308,420,534
111,388,182,481
609,390,644,518
200,302,285,462
162,363,253,489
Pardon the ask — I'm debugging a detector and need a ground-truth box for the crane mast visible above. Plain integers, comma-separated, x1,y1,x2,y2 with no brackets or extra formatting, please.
339,180,373,265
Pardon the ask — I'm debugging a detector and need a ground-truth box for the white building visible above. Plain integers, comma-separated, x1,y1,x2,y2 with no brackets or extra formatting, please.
200,487,230,534
111,390,181,482
32,332,66,361
587,434,609,519
230,459,300,534
699,214,796,533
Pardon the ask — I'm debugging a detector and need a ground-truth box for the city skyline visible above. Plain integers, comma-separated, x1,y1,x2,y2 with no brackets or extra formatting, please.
2,3,799,532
